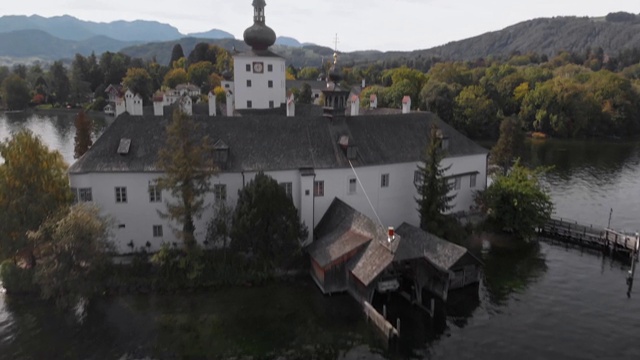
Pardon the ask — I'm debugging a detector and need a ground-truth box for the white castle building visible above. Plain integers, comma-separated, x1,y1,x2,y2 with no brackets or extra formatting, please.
68,1,489,253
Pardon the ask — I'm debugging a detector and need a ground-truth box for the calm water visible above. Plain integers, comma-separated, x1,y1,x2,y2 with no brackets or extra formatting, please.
1,113,639,359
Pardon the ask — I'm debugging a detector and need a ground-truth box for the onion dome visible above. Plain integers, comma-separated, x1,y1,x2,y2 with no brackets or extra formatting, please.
243,0,276,51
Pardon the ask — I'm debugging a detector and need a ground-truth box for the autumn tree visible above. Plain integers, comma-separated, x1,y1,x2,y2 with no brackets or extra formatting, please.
0,131,72,261
29,203,114,309
122,67,153,101
187,61,215,91
74,111,93,159
298,67,320,80
156,110,216,249
231,172,308,272
164,68,188,89
1,74,30,110
415,124,456,237
490,117,525,175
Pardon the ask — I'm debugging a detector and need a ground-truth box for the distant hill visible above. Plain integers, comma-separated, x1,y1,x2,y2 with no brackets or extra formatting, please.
407,14,640,61
276,36,302,47
0,15,182,42
0,30,136,60
187,29,235,39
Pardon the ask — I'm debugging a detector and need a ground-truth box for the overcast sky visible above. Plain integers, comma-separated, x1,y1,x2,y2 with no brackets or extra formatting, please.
4,0,640,51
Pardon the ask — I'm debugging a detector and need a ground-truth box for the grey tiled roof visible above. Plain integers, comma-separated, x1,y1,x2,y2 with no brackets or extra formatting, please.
69,111,488,174
395,223,475,270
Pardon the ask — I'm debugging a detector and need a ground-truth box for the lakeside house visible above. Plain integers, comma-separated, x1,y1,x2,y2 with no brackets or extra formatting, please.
69,1,487,309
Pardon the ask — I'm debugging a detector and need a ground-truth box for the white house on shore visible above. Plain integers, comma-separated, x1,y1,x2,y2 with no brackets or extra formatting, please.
67,1,489,253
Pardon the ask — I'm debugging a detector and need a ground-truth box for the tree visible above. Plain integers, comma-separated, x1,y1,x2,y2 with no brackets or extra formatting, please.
490,117,525,175
187,61,215,92
298,67,320,80
415,124,456,237
156,110,216,249
476,161,553,239
170,44,185,66
299,83,312,104
0,131,72,261
164,68,188,89
74,111,93,159
206,201,233,251
29,203,114,309
122,67,153,102
49,61,70,104
188,43,218,65
1,75,30,110
231,172,308,272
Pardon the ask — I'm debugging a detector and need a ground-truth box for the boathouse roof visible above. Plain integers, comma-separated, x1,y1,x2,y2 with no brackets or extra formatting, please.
69,109,488,174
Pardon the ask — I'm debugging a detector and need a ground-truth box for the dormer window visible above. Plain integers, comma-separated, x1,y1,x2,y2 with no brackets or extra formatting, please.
213,139,230,169
436,129,449,151
346,145,358,160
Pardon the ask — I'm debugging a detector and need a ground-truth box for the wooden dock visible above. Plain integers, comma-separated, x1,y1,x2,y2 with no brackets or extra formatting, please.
539,217,639,257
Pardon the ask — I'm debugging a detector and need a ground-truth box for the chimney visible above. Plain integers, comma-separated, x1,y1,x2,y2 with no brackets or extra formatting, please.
387,227,395,243
350,95,359,116
208,91,217,117
286,92,295,117
402,96,411,114
370,94,377,109
153,95,164,117
362,79,366,88
226,90,235,117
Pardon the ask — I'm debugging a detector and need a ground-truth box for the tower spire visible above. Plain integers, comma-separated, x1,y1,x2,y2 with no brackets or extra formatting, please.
244,0,276,51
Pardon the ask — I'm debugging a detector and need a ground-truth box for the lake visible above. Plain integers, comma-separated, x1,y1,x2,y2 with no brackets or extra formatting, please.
1,112,639,359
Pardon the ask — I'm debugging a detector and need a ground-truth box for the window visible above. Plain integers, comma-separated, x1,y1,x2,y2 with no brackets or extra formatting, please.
314,181,324,197
214,184,227,201
269,100,274,108
470,174,477,188
414,171,424,185
149,185,162,203
381,174,390,188
247,79,252,87
79,188,92,202
247,100,252,108
280,182,293,199
268,64,273,72
71,187,78,203
246,64,251,72
115,187,127,203
452,177,461,190
224,83,230,88
153,225,163,238
268,80,273,88
348,178,357,194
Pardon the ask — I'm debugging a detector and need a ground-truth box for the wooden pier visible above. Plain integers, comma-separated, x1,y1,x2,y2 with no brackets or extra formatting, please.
539,217,639,257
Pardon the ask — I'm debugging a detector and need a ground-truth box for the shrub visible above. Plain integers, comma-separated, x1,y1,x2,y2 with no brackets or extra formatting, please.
0,260,38,295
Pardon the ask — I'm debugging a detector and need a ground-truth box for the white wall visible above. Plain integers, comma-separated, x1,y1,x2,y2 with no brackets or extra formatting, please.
70,153,486,253
233,56,286,110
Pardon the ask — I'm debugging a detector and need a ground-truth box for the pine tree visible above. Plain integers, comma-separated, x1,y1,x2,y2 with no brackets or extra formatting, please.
74,111,93,159
416,124,456,236
490,116,525,175
156,110,216,249
170,44,185,67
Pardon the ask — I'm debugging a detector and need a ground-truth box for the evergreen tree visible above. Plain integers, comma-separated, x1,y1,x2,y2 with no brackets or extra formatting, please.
231,172,307,272
299,83,312,104
415,124,456,236
156,110,215,249
1,75,30,110
170,44,185,66
74,111,93,159
49,61,70,104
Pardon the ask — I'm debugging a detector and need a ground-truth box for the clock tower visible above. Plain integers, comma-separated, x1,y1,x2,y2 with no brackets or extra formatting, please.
232,0,286,111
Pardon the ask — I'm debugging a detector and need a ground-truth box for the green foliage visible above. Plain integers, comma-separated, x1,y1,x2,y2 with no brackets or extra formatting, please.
74,111,93,159
454,85,498,138
0,130,72,261
0,259,38,294
476,161,554,239
156,110,216,248
49,60,70,104
187,61,215,91
206,201,234,250
1,74,30,110
299,83,312,104
231,172,307,272
490,116,525,174
164,68,188,89
29,204,114,309
170,44,185,66
415,125,456,238
298,67,320,80
122,67,153,101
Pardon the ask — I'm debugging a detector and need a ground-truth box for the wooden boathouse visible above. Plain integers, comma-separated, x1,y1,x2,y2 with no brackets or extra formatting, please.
306,198,483,338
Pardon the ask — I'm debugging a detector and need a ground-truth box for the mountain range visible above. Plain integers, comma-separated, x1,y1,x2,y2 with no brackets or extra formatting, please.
1,12,640,67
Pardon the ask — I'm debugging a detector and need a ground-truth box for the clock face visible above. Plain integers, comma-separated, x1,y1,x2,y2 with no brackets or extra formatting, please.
253,62,264,73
